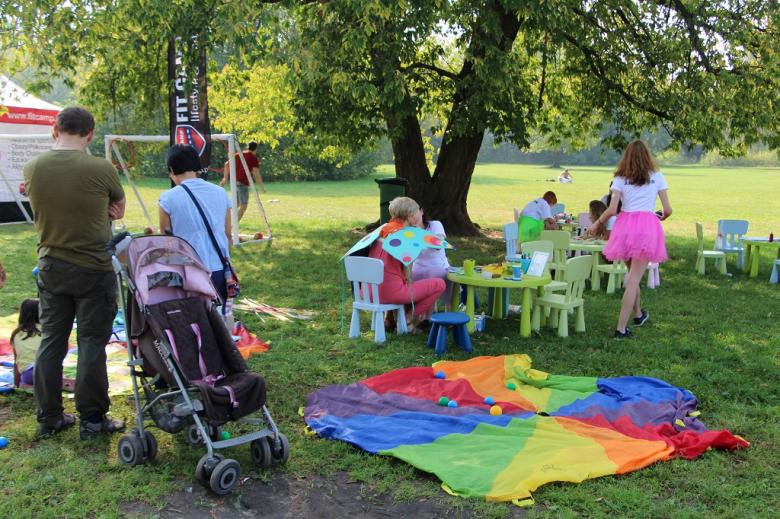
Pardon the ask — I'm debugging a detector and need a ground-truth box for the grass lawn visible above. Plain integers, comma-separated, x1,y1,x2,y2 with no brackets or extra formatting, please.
0,163,779,518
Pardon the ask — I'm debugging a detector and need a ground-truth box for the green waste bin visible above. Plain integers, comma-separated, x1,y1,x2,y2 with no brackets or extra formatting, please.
375,177,408,224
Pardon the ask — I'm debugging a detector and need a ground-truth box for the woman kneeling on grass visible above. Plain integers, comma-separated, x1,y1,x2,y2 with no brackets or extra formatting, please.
591,140,672,339
369,197,445,333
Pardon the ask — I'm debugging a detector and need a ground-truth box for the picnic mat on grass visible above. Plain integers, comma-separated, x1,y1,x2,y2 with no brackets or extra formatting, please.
305,354,749,504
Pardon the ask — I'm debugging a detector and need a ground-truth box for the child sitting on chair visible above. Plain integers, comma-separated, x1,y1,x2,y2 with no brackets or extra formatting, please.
369,197,445,333
412,206,452,310
584,200,616,240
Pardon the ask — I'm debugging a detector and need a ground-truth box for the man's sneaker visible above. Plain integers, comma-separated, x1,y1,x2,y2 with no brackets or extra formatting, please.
80,416,126,440
633,309,650,327
36,413,76,439
614,328,634,339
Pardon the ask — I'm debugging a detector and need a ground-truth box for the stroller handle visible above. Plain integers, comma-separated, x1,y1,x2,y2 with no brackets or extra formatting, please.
107,231,131,253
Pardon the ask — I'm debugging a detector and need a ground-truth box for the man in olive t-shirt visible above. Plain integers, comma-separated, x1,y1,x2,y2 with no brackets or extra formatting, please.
24,107,127,440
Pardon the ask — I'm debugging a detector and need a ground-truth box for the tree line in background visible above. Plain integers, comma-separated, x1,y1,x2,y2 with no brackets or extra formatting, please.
2,1,778,233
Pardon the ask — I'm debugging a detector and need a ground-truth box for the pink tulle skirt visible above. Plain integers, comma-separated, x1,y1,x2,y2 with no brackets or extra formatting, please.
603,211,668,263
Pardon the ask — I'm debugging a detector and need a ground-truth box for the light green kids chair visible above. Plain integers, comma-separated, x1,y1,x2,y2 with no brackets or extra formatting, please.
532,254,593,338
539,230,571,281
695,222,728,275
593,260,628,294
521,240,567,294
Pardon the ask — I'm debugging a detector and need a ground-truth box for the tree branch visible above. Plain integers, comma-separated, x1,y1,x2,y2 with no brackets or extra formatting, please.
399,62,458,81
561,33,672,121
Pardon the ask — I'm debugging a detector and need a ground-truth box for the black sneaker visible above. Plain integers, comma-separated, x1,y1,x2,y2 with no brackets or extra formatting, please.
80,416,126,440
614,328,634,339
36,413,76,439
633,309,649,327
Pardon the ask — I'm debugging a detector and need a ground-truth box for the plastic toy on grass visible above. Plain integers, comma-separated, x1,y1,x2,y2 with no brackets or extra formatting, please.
438,397,449,406
484,396,495,405
0,436,8,448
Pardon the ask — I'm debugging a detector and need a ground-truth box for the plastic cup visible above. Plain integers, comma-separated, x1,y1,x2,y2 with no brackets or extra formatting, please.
512,265,521,279
463,259,475,276
521,258,531,273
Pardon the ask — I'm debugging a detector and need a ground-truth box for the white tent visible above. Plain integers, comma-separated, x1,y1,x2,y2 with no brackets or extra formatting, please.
0,75,60,223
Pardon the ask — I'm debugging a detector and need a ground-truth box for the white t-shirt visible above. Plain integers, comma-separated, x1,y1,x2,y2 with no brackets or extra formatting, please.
413,220,449,272
611,172,668,212
520,198,553,220
159,178,233,272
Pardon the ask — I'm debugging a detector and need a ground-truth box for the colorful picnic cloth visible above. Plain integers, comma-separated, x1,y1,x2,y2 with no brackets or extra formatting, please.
305,354,748,503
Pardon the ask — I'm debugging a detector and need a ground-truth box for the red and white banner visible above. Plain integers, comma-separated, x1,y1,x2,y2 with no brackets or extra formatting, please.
0,106,59,126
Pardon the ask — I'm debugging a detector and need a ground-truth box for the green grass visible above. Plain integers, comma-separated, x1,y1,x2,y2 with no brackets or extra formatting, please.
1,164,779,518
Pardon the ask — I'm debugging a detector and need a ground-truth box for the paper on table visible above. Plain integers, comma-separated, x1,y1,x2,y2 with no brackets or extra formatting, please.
527,251,550,277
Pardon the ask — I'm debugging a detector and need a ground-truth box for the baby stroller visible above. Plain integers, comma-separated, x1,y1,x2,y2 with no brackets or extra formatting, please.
109,232,289,495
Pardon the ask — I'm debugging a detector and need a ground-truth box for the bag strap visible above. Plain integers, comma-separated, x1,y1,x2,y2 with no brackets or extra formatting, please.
180,183,231,273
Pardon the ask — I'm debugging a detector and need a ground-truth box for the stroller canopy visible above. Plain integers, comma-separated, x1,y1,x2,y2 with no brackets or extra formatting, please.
125,235,220,306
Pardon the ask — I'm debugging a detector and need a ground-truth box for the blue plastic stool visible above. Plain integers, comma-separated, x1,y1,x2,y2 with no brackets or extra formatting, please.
427,312,473,356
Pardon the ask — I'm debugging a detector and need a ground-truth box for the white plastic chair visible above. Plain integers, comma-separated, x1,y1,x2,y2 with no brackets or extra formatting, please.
770,259,780,284
716,219,749,269
503,222,519,258
513,207,520,223
344,256,408,344
647,262,661,289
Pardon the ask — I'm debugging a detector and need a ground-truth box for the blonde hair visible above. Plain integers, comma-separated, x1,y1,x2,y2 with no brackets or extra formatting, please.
388,197,420,220
614,140,657,186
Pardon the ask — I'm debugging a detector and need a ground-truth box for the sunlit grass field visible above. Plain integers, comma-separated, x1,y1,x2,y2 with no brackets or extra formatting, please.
0,163,778,518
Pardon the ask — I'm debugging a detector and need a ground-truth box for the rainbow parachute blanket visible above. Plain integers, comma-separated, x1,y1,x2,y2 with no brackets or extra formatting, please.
305,355,748,503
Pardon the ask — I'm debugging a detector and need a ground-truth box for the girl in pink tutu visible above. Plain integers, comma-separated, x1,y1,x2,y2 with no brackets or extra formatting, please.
590,140,673,339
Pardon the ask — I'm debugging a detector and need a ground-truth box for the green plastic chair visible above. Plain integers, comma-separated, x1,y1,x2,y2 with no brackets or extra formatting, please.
540,230,571,281
696,222,727,275
521,240,566,293
532,255,593,337
593,260,628,294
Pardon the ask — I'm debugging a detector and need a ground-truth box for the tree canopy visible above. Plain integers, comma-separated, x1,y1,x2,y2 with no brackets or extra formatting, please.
2,0,778,233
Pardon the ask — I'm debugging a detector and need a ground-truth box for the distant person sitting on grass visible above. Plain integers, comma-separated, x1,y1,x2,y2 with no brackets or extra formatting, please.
220,141,266,221
518,191,558,243
558,169,574,183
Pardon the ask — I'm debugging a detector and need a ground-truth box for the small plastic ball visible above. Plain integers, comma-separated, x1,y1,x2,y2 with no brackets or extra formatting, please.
438,396,449,406
447,400,458,408
144,227,154,235
32,266,40,277
434,370,446,379
0,436,8,448
220,431,231,440
254,232,264,239
506,382,517,390
484,396,495,405
489,405,502,416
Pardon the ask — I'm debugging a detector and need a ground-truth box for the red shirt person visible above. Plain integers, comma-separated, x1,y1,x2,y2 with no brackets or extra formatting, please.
220,141,266,221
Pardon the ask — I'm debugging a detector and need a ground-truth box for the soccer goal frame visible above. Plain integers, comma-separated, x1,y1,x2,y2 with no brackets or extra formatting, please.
0,133,51,225
104,133,272,246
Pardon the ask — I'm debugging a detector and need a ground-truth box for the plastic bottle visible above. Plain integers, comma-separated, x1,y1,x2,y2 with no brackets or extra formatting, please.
770,233,774,243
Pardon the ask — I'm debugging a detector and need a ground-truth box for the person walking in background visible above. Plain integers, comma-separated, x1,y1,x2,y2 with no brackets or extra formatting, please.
518,191,558,243
24,106,127,439
591,140,672,339
220,141,265,221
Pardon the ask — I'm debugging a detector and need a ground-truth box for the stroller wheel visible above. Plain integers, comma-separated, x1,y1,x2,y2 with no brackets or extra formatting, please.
271,433,290,466
185,423,203,446
195,453,224,487
143,431,158,462
209,458,241,495
118,434,145,467
250,438,272,468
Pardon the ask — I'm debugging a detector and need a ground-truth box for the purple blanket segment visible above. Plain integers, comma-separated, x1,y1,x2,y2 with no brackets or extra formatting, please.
305,383,535,453
552,376,706,432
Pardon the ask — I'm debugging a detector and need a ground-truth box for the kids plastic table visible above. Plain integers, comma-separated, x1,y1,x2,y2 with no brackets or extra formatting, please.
742,237,780,278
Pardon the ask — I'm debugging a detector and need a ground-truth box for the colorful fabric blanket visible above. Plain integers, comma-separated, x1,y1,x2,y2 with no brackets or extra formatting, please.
305,355,748,503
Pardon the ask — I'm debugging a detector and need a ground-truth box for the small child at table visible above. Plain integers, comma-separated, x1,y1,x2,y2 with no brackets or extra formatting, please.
584,200,616,240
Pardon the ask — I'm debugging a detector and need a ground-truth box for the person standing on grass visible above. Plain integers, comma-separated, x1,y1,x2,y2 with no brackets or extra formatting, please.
591,140,672,339
220,141,265,221
24,106,127,439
